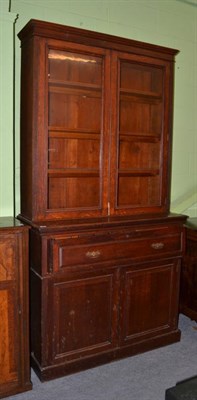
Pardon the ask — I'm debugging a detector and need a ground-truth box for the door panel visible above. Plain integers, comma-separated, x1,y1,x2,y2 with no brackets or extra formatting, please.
46,267,119,363
120,260,180,345
0,235,19,387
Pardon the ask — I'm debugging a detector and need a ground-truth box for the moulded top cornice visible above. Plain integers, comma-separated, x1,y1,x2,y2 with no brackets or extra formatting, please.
18,18,179,61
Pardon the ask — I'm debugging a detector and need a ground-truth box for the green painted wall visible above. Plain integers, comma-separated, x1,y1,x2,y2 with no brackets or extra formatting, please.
0,0,17,217
1,0,197,217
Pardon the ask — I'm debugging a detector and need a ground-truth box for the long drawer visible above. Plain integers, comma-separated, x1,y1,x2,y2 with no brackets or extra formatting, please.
48,225,184,272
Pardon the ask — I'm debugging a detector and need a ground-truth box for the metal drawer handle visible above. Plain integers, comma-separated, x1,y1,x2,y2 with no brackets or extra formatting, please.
151,242,164,250
86,250,101,259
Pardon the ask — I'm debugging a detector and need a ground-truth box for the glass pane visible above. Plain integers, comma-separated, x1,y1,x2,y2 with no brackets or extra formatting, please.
115,59,164,211
118,176,161,207
119,140,160,170
49,92,101,130
49,138,100,169
47,48,104,211
120,62,163,94
120,99,162,135
48,177,100,209
49,50,102,85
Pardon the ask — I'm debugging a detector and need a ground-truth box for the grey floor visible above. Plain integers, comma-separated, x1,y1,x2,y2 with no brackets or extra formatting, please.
5,314,197,400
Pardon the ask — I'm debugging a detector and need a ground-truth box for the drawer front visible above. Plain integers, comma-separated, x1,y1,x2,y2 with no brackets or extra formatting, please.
49,227,183,271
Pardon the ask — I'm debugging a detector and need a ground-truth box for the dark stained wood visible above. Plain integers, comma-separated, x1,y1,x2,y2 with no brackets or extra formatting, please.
47,267,119,362
19,20,177,222
109,50,173,216
180,218,197,321
18,19,178,60
29,217,186,381
120,259,181,344
49,225,183,271
17,20,186,382
0,218,32,398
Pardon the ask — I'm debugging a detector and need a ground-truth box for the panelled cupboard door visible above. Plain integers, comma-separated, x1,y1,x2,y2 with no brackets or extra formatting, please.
45,267,119,363
0,234,19,389
119,259,180,346
109,52,172,216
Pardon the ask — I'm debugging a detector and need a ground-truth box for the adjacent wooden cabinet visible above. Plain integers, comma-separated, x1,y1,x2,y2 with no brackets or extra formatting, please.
180,218,197,321
0,218,32,398
18,19,186,381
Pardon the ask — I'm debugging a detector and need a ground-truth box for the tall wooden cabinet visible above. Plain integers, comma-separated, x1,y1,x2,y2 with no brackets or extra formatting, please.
0,218,32,398
18,19,186,381
180,218,197,321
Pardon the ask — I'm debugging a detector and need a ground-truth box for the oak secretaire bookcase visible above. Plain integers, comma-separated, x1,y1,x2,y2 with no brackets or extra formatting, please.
18,19,186,381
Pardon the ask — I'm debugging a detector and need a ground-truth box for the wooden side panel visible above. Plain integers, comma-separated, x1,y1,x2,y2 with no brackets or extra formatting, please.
0,235,19,387
0,287,18,385
0,225,32,398
180,222,197,321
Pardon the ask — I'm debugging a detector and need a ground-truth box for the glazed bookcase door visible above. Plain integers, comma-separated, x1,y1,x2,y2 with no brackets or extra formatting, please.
110,52,172,217
22,39,111,222
46,42,111,219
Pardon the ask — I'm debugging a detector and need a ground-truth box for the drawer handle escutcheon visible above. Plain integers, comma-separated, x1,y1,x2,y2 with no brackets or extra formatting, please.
151,242,164,250
86,250,101,259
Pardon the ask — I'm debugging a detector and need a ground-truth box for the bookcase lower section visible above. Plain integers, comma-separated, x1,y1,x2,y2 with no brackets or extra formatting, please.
29,217,184,381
